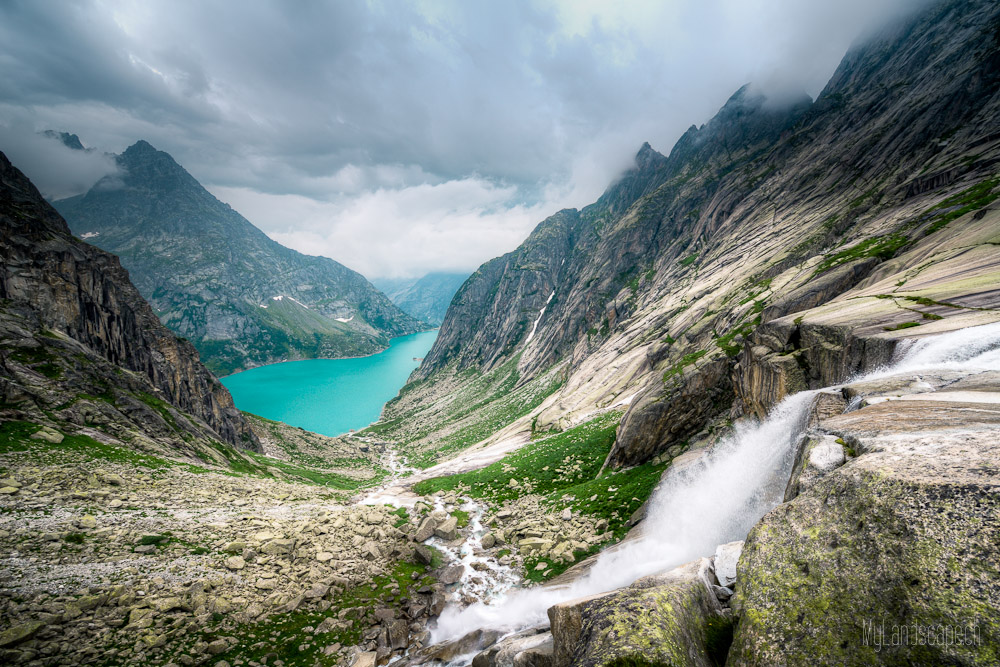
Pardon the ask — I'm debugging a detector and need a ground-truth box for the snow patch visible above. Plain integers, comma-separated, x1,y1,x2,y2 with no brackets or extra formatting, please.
524,290,555,346
335,315,354,323
80,231,100,239
270,295,311,309
610,391,639,408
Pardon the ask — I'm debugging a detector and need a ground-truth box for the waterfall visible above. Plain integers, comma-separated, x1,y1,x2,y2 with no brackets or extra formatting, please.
430,320,1000,644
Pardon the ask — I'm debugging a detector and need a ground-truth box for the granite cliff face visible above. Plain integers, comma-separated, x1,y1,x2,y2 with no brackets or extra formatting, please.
389,0,1000,472
54,141,425,375
0,150,260,459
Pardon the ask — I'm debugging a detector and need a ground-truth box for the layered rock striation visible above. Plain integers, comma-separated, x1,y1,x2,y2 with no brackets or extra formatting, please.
0,150,259,456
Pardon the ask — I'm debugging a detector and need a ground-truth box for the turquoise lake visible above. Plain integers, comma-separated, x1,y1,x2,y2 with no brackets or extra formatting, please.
221,330,437,436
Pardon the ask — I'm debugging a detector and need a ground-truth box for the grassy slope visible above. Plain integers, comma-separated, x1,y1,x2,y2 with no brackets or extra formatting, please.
414,411,669,581
364,354,565,468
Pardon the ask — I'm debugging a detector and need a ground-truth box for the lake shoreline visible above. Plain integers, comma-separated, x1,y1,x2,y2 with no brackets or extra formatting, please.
221,330,439,437
217,328,439,379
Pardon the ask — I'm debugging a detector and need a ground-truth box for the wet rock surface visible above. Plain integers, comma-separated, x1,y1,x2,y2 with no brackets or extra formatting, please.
548,558,726,667
731,370,1000,666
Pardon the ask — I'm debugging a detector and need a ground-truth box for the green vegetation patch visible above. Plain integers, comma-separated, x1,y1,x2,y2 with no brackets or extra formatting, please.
0,421,209,472
368,355,564,468
884,321,921,331
813,233,909,276
923,177,1000,235
678,253,699,267
412,412,622,502
8,345,62,379
663,350,707,381
415,412,669,581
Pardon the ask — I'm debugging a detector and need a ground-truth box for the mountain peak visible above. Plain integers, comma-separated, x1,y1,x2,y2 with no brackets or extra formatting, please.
42,130,86,151
634,141,666,170
123,139,161,158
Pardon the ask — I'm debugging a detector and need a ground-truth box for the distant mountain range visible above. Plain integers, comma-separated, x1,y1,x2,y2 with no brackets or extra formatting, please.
54,140,426,375
373,272,469,326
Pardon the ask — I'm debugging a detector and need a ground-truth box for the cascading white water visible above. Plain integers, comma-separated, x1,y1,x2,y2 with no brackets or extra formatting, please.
861,320,1000,379
431,319,1000,645
432,389,817,641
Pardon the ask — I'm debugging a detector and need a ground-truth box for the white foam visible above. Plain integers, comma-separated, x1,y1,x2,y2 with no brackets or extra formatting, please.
431,320,1000,644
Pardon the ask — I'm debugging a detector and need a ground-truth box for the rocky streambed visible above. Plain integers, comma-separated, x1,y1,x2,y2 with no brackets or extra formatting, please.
398,325,1000,667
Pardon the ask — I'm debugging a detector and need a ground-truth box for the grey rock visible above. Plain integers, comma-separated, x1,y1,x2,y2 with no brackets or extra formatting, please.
713,540,743,588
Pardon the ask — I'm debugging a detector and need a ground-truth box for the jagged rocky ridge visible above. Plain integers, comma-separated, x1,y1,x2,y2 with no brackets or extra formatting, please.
395,0,1000,471
54,141,425,375
0,150,260,459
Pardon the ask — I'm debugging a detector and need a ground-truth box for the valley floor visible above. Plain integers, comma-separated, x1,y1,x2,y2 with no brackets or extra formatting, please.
0,405,662,667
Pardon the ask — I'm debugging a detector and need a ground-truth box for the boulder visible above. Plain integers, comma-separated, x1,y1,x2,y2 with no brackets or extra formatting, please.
387,618,409,650
351,651,377,667
414,517,437,543
548,558,728,667
713,541,743,588
438,564,464,585
784,434,847,501
223,556,245,570
472,628,552,667
434,516,459,540
402,628,503,665
362,541,381,561
518,537,551,555
260,538,294,555
30,427,63,444
414,544,434,565
314,617,339,634
730,396,1000,666
0,621,46,647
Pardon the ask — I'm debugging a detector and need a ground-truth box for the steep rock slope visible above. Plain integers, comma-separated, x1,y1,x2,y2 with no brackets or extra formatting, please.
382,0,1000,470
373,272,469,326
0,150,260,461
54,141,425,375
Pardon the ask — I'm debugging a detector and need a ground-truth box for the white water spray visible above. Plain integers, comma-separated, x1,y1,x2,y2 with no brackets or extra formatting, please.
862,320,1000,378
431,320,1000,643
432,389,816,640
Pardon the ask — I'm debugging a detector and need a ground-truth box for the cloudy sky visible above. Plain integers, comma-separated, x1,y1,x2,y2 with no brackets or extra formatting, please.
0,0,919,278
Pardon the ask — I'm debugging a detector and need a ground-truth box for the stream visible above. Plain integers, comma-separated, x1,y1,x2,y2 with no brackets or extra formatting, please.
358,446,523,610
429,321,1000,649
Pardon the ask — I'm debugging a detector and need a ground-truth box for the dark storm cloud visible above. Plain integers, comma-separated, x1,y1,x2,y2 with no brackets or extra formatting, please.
0,0,923,276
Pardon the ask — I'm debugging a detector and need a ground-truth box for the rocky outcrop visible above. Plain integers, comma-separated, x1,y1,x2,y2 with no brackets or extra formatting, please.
54,141,424,375
548,558,729,667
0,150,259,453
606,356,732,469
471,627,553,667
730,369,1000,666
735,318,899,418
